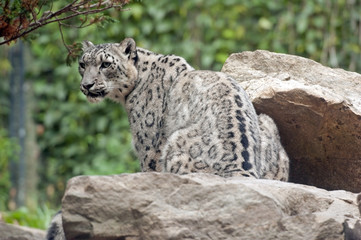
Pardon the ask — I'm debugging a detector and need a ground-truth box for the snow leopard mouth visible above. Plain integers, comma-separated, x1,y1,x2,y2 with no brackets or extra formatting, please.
86,90,108,99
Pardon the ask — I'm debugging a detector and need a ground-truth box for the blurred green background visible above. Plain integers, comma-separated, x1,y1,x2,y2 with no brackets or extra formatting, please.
1,0,361,229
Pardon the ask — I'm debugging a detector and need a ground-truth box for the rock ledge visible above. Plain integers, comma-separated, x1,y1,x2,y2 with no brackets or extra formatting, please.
62,173,360,240
222,50,361,192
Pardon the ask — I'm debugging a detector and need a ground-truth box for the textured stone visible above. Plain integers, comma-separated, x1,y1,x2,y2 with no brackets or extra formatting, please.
62,173,360,240
0,222,46,240
222,50,361,192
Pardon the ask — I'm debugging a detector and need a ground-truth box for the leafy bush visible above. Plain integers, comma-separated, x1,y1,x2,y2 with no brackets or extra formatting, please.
2,205,56,230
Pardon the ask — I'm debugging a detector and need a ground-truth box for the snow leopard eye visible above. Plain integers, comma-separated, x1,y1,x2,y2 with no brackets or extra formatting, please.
79,62,85,69
101,62,111,68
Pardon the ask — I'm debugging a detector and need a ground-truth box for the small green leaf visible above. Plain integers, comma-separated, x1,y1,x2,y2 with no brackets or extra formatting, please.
258,17,272,30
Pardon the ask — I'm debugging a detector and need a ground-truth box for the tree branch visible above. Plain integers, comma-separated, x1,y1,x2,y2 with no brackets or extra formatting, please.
0,0,129,45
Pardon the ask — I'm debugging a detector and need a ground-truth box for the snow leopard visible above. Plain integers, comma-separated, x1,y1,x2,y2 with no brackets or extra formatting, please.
46,38,289,240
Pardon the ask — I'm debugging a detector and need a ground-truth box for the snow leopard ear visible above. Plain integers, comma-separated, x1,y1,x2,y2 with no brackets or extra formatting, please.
120,38,138,64
82,41,95,51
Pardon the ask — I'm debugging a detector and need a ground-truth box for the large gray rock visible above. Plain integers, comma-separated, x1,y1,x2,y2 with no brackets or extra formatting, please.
62,173,360,240
0,222,46,240
222,50,361,192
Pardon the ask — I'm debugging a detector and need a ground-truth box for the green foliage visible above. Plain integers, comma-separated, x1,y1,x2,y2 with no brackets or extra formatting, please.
2,205,57,230
0,49,11,129
28,32,139,206
72,0,361,71
0,129,19,210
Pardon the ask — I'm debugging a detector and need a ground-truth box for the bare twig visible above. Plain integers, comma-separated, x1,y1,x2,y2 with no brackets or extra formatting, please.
58,22,70,52
30,8,38,24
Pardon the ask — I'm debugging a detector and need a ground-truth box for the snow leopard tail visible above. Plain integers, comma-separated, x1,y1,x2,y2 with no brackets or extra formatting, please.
46,211,65,240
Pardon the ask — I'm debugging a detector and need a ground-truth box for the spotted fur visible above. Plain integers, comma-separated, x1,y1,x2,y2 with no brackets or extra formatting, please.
78,38,289,179
46,211,64,240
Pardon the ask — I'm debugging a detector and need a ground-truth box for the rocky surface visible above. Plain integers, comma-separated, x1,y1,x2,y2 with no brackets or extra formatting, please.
222,50,361,192
62,173,361,240
0,222,46,240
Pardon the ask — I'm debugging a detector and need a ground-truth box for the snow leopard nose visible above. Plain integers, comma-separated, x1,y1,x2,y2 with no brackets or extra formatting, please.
82,83,94,90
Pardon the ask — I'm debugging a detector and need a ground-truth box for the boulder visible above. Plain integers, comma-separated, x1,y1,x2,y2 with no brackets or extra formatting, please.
222,50,361,192
62,173,360,240
0,222,46,240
